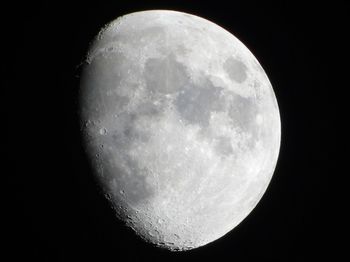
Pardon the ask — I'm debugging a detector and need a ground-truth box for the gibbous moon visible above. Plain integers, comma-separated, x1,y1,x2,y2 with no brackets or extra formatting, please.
79,10,281,251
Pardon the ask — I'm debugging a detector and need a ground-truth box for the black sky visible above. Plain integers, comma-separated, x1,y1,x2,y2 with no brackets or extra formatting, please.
4,1,343,261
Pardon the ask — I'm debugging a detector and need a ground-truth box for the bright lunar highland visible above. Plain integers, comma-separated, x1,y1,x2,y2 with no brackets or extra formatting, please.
79,10,281,251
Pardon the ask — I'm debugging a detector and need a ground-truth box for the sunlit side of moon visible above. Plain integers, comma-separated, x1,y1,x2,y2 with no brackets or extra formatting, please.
79,10,281,251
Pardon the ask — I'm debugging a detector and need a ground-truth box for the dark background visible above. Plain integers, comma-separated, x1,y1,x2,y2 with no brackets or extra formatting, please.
4,1,342,261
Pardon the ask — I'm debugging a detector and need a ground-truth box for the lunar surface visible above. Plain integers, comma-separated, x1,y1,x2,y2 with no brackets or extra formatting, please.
79,10,281,251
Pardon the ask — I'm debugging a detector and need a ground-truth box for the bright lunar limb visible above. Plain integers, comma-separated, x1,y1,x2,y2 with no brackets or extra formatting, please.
79,10,281,251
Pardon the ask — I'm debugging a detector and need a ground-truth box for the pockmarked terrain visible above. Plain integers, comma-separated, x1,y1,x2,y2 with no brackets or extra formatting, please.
79,10,281,251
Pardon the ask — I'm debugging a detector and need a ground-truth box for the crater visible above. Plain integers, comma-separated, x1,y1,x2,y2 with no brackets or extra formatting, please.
144,54,189,94
174,79,223,127
223,57,248,83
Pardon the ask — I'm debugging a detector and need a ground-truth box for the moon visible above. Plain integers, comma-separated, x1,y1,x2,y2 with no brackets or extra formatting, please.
79,10,281,251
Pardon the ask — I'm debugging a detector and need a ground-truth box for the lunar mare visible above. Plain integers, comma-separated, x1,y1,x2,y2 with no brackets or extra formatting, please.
79,10,281,251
